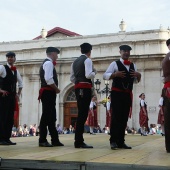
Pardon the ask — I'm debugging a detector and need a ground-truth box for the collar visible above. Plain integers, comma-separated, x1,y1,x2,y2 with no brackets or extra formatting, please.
7,63,12,68
82,54,88,58
46,57,53,62
120,58,124,63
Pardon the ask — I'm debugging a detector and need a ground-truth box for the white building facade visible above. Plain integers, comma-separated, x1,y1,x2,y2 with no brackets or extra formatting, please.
0,25,169,130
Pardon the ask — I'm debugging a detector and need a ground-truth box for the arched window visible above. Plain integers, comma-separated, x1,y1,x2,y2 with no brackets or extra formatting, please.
66,89,76,101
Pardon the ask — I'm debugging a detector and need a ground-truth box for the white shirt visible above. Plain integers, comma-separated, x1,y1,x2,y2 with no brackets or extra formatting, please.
159,97,163,106
43,57,55,85
140,99,147,107
0,63,23,88
106,101,111,111
90,101,96,109
70,55,96,84
103,58,138,83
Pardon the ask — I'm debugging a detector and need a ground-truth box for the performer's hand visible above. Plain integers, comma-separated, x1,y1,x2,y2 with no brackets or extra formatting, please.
93,68,97,74
0,89,9,96
130,69,140,78
55,88,60,94
16,93,20,102
114,71,126,78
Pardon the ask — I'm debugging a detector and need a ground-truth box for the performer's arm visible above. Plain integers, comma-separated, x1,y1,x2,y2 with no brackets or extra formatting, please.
106,102,111,116
103,62,126,79
84,58,96,79
16,70,23,98
89,102,94,116
103,62,116,80
130,64,141,83
0,89,8,96
141,100,147,115
159,97,164,115
0,65,6,78
0,65,8,96
43,61,60,93
70,63,75,83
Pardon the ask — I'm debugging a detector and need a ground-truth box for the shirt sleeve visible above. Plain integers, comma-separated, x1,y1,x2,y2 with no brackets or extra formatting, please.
89,101,93,109
17,70,23,88
70,63,75,84
103,61,117,80
106,102,110,110
84,58,95,79
43,61,55,85
140,100,145,107
0,65,6,78
133,63,139,84
159,97,163,106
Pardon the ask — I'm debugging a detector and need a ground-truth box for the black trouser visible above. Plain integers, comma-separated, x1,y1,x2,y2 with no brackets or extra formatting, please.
39,90,59,143
110,91,131,146
0,95,15,141
75,88,92,144
162,88,170,152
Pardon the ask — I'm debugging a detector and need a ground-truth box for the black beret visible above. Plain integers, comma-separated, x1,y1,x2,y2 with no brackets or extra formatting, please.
6,52,16,57
119,45,132,51
80,43,92,51
166,39,170,46
46,47,60,54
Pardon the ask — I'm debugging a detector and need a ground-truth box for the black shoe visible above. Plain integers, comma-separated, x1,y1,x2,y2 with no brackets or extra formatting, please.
5,140,16,145
118,143,132,149
161,133,165,136
74,142,93,148
52,141,64,146
167,150,170,153
0,141,10,145
39,141,53,147
90,132,96,135
110,142,118,150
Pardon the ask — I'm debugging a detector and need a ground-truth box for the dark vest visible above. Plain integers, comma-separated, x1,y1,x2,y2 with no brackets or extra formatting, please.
0,65,17,94
39,59,58,88
73,55,92,84
112,60,135,90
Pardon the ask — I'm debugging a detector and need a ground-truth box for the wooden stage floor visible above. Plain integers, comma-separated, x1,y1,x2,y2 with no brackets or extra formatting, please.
0,133,170,170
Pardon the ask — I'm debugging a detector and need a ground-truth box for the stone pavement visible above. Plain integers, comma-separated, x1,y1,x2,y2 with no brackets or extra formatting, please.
0,134,169,170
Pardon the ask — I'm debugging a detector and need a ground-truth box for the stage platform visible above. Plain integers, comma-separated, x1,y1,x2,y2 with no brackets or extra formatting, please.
0,133,170,170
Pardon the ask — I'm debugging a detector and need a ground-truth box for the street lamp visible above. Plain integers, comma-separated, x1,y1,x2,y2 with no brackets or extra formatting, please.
105,80,110,104
94,79,110,106
94,79,101,93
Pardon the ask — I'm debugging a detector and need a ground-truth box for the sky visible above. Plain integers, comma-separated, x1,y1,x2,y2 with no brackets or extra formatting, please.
0,0,169,42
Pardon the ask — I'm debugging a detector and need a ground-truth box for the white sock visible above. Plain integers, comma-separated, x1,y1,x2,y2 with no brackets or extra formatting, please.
90,127,93,133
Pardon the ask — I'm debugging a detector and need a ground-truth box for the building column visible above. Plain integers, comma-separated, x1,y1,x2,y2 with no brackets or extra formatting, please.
21,74,41,126
59,102,64,128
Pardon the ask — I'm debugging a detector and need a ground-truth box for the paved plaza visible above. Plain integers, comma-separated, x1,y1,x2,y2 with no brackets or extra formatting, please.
0,133,170,170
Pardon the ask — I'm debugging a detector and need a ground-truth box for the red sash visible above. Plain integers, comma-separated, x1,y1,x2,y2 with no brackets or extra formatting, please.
74,82,92,89
164,82,170,98
38,87,55,101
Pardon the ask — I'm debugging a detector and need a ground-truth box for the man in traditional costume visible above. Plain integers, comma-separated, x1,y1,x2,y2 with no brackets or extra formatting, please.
38,47,64,147
70,43,96,148
0,52,23,145
162,39,170,153
103,45,141,150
